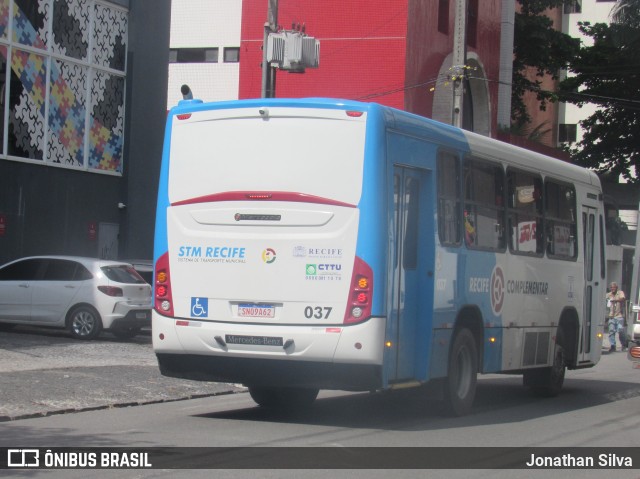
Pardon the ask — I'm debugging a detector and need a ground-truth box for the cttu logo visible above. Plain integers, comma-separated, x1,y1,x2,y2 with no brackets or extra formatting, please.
262,248,276,264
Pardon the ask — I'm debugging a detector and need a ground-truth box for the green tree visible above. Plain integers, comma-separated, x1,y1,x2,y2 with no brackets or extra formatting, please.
611,0,640,26
511,0,580,128
610,0,640,52
558,5,640,182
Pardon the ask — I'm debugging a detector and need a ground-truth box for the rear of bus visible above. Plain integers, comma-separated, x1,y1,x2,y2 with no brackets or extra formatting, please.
153,98,386,393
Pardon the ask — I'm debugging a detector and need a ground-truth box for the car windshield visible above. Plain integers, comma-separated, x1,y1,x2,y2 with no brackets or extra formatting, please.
102,265,146,284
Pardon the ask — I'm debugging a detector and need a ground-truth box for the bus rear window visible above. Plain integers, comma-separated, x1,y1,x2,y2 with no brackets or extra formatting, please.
168,111,366,206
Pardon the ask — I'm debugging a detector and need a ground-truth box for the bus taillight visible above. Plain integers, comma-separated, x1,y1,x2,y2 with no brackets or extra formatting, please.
154,252,174,317
344,256,373,324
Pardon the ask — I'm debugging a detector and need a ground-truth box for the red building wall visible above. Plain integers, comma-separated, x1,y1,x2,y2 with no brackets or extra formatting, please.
404,0,455,116
239,0,409,109
240,0,502,133
405,0,501,130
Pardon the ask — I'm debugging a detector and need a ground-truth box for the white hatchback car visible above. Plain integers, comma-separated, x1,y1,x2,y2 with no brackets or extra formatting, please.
0,256,152,339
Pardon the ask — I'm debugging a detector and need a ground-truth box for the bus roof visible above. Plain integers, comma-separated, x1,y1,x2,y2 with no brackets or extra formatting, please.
168,97,600,190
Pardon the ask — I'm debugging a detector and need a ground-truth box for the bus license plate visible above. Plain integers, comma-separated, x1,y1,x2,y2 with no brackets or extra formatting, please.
238,304,275,318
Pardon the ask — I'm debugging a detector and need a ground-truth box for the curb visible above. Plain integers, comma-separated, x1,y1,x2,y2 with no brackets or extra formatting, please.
0,389,243,423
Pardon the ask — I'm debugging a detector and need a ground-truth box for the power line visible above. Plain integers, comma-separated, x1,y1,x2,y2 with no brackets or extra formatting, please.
465,75,640,108
354,76,442,101
294,4,409,61
559,90,640,109
352,72,640,112
569,66,640,74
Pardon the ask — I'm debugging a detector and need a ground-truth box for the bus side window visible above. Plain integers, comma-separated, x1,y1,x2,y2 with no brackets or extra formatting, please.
403,177,419,270
437,152,461,246
507,168,543,255
463,158,505,251
464,209,476,246
545,180,577,260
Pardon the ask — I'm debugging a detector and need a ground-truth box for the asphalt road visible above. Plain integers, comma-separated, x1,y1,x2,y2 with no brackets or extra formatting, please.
0,324,634,423
1,325,639,478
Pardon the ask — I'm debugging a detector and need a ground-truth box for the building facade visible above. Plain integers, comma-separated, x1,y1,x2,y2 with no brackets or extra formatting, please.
558,0,617,148
0,0,171,265
167,0,241,107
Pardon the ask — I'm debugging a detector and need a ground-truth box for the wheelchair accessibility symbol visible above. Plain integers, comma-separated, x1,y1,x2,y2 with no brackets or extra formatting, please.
191,297,209,318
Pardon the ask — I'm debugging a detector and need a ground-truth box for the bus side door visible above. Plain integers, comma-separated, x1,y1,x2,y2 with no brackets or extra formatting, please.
389,165,435,382
580,206,602,362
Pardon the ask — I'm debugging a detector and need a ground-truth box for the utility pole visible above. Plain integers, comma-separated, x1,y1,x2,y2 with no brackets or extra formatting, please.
497,0,516,131
261,0,278,98
451,0,467,128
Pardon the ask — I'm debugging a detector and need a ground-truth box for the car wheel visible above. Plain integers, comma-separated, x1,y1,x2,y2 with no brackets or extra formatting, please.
67,305,103,340
111,327,141,339
443,328,478,416
248,386,319,409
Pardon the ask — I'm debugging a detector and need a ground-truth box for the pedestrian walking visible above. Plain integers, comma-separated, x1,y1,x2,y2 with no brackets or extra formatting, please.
606,282,627,352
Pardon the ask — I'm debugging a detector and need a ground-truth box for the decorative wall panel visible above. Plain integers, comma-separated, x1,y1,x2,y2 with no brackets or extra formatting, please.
0,0,10,39
9,48,46,160
92,2,126,71
13,0,47,49
89,69,123,170
48,58,87,166
0,0,127,174
51,0,89,61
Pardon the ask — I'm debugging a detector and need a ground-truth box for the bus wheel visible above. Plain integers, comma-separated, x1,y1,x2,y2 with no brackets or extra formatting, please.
523,330,566,397
443,328,478,416
248,386,319,409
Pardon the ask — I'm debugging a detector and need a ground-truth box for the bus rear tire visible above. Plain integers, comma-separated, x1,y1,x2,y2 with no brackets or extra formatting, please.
248,386,319,409
523,329,566,397
443,328,478,416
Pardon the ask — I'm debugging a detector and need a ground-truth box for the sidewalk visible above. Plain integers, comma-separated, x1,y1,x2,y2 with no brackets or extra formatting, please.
0,327,242,421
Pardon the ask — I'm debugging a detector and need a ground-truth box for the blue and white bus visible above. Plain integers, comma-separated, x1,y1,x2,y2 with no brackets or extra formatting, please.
153,97,606,415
